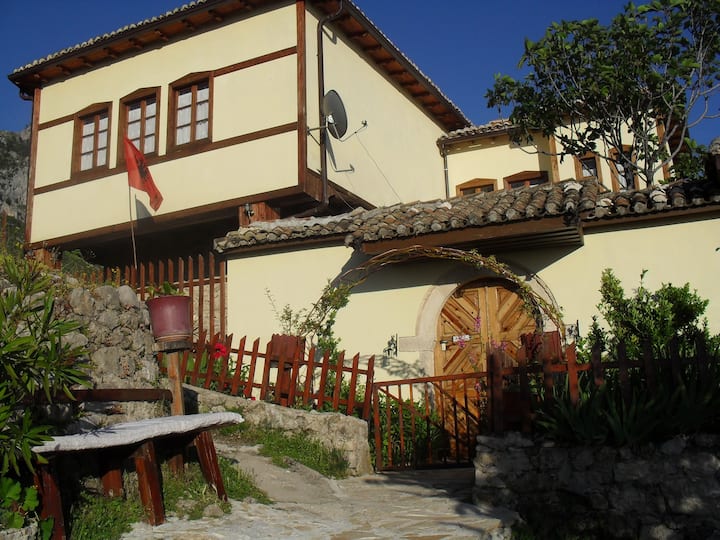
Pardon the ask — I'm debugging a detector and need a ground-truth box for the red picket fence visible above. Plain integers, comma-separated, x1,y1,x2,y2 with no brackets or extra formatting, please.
80,252,226,340
157,331,375,419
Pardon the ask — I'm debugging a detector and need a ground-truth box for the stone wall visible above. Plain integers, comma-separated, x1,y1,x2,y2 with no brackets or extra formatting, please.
183,385,373,476
473,432,720,539
55,280,372,475
59,282,166,429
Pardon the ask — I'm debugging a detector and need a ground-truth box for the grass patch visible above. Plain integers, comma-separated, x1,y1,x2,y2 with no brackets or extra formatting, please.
68,455,269,540
219,421,349,479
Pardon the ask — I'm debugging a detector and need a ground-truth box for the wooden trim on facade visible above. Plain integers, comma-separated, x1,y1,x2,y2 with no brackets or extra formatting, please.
296,1,307,191
33,122,298,196
26,184,312,250
213,46,297,77
25,88,41,246
360,216,579,254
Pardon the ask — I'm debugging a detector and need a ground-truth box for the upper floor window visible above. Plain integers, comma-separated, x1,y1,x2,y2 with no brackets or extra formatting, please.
122,90,159,156
574,152,602,182
75,106,110,173
456,178,496,197
503,170,548,190
610,147,637,191
169,76,211,149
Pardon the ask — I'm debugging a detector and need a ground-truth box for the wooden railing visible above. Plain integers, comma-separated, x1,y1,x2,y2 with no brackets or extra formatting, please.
157,332,375,419
80,252,226,339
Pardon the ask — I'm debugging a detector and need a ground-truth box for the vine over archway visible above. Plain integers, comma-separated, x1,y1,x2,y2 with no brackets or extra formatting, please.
298,245,564,342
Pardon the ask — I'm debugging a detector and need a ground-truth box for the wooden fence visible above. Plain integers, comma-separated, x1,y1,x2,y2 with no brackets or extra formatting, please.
77,252,226,339
157,332,375,419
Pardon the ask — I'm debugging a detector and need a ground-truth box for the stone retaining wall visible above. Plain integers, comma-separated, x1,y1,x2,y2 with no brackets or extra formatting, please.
54,280,372,475
183,384,373,476
473,432,720,539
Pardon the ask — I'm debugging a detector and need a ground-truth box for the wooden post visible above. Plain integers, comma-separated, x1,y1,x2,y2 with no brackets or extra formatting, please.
134,441,165,525
166,351,185,416
567,343,579,406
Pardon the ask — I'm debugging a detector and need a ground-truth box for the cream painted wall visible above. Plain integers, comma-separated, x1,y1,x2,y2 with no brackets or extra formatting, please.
34,123,73,188
225,244,353,341
225,216,720,383
31,4,299,244
37,6,297,134
213,55,297,140
446,137,550,193
531,217,720,335
304,11,447,206
29,131,297,243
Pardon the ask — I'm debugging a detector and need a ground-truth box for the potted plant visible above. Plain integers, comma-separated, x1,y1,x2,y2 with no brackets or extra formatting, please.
146,282,193,343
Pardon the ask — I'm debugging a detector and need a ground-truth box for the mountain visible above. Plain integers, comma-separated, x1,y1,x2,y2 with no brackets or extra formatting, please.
0,128,29,221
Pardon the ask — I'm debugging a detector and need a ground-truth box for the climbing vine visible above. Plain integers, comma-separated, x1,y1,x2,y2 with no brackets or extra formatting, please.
298,245,564,343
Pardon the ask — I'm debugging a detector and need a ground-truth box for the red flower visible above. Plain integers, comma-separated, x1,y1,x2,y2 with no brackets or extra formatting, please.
212,343,229,359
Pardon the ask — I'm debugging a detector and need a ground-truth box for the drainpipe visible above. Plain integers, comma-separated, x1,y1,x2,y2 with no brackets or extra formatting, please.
317,0,344,205
439,139,450,199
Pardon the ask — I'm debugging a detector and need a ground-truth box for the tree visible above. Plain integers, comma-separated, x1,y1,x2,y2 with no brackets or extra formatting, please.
486,0,720,187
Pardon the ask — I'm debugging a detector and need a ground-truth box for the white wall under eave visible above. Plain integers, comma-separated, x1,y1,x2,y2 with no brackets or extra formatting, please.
29,132,297,244
530,216,720,336
304,12,447,207
34,123,73,188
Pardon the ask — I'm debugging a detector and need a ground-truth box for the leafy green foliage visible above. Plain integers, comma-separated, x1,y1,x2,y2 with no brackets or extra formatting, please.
0,257,90,475
486,0,720,186
369,394,449,467
68,458,269,540
537,270,720,446
220,422,349,479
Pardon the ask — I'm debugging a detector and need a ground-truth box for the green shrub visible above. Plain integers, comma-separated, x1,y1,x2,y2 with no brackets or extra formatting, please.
0,256,90,474
537,270,720,446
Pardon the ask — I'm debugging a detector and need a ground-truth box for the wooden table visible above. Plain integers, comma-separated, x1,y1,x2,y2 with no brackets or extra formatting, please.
32,412,244,540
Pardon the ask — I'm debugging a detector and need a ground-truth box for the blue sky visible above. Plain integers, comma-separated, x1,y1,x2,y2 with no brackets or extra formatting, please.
2,0,718,145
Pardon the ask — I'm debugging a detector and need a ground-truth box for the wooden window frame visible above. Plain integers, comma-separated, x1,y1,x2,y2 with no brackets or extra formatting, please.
609,146,638,191
167,73,213,152
503,170,549,190
119,88,161,162
455,178,497,197
72,102,112,178
574,152,603,182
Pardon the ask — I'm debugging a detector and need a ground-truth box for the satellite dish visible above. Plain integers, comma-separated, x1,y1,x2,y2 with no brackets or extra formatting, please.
322,90,348,140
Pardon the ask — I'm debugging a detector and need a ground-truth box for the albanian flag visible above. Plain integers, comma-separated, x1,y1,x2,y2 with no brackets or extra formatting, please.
124,136,163,211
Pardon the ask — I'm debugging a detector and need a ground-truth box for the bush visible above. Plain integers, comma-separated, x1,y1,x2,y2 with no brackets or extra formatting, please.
0,256,90,475
537,270,720,446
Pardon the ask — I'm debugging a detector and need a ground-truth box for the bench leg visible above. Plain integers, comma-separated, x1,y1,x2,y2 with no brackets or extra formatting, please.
100,449,125,498
133,441,165,525
35,460,66,540
194,430,227,501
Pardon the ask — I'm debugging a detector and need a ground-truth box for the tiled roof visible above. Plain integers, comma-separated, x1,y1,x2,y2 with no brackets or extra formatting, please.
213,179,720,253
438,119,514,142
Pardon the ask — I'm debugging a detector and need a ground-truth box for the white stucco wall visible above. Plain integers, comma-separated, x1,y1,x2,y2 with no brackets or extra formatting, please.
304,11,447,206
31,4,298,244
224,215,720,383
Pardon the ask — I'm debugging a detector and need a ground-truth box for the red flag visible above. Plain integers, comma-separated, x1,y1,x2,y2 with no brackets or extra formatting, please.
124,136,163,211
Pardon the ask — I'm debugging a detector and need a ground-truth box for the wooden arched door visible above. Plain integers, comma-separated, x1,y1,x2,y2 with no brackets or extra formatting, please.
436,278,539,376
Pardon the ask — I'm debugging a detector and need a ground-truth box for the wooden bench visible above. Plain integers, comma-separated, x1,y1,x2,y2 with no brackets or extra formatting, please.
32,395,243,540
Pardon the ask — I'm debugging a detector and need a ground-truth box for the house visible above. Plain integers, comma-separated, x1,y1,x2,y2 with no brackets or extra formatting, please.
9,0,468,268
10,1,720,383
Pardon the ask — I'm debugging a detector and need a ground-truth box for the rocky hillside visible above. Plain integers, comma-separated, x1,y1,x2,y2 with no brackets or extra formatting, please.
0,128,29,221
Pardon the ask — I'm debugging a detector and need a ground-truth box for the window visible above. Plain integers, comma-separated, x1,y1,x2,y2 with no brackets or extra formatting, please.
455,178,496,196
122,90,159,156
74,105,111,173
169,76,211,148
610,147,637,191
503,170,549,190
574,152,602,182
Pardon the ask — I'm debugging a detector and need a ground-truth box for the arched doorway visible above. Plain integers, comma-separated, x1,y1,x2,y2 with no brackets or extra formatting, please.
435,278,540,377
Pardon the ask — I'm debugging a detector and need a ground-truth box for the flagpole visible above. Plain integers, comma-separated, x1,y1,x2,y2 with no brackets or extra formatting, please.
128,186,138,269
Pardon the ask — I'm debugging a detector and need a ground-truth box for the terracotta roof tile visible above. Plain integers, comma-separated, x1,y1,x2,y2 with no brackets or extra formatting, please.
213,179,720,253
